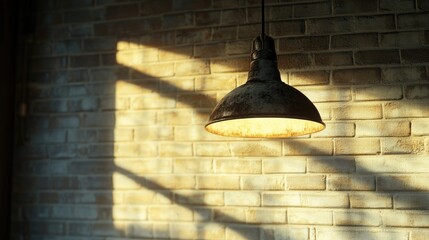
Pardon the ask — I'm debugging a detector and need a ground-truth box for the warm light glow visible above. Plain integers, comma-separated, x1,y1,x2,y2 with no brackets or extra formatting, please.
205,117,325,138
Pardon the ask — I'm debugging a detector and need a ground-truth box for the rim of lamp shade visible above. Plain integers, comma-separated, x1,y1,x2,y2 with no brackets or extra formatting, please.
205,0,325,138
205,71,326,138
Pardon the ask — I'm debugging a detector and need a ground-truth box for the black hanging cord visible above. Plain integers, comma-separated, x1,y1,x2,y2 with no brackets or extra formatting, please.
261,0,265,37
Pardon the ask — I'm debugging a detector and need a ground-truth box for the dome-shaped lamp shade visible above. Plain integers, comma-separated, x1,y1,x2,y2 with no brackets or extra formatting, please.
205,35,325,138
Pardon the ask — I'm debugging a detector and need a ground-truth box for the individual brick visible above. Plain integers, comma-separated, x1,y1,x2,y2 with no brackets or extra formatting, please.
226,226,260,240
332,104,382,120
195,143,232,157
301,192,349,208
277,53,312,70
385,102,429,118
278,36,329,53
283,139,333,156
289,71,329,86
412,119,429,135
214,159,261,174
308,156,356,173
331,33,379,49
356,121,410,137
381,66,427,83
225,191,260,206
229,141,282,157
246,208,286,224
380,0,415,11
333,0,377,14
333,68,380,85
394,194,429,210
195,11,221,26
214,207,246,223
145,176,196,190
148,206,192,221
294,2,331,17
317,229,408,240
211,57,248,73
175,191,224,206
222,8,246,25
175,60,210,76
314,52,354,66
105,3,139,20
123,191,172,205
350,193,393,208
383,212,429,227
176,28,211,45
261,227,309,240
159,142,193,157
381,31,423,47
335,138,381,155
242,175,285,190
163,12,193,29
382,138,425,154
286,175,326,190
306,17,353,34
112,206,147,221
263,157,306,173
334,210,382,226
355,50,400,65
412,230,429,240
398,12,429,29
312,122,355,138
377,175,429,191
135,126,173,141
194,43,226,58
356,155,429,173
288,209,333,225
405,84,429,99
402,48,429,63
354,15,396,31
269,20,305,36
173,159,212,173
262,193,301,207
170,223,224,240
353,86,403,101
197,176,240,190
300,87,351,102
327,175,375,191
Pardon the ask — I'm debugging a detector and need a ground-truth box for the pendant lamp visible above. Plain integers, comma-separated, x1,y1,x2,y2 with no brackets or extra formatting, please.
205,0,325,138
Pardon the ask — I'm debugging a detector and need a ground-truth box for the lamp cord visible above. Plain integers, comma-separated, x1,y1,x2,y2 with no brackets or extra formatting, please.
261,0,265,37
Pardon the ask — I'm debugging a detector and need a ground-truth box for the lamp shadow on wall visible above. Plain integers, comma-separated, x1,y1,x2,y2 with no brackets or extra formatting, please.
99,38,429,240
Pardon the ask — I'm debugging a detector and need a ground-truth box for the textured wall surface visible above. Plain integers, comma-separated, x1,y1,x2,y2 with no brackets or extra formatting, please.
12,0,429,239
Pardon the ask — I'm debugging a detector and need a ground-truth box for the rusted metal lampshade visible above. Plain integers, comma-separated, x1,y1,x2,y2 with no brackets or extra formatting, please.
205,35,325,138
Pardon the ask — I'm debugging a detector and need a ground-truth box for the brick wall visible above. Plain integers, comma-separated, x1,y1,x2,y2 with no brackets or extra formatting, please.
12,0,429,239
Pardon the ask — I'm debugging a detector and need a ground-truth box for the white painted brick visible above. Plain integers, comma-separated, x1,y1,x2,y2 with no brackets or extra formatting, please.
327,175,375,191
334,210,382,226
350,193,392,209
356,155,429,173
412,119,429,135
317,229,408,240
356,121,410,137
246,208,286,224
262,193,301,207
383,212,429,227
394,194,429,210
261,227,309,240
242,175,285,190
301,192,349,208
225,191,260,206
288,209,333,225
263,157,306,173
170,223,225,240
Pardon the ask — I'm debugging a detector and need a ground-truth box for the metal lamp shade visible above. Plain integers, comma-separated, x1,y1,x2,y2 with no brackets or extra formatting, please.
205,35,325,138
